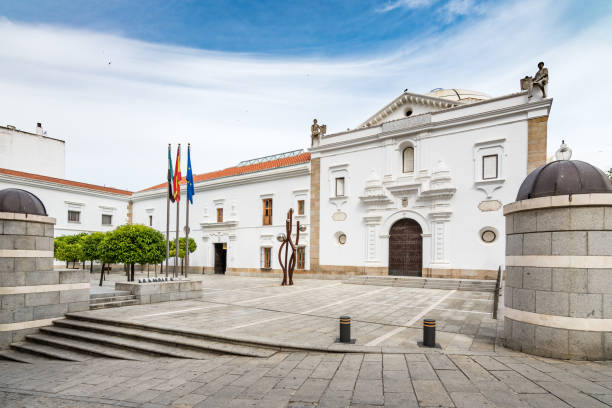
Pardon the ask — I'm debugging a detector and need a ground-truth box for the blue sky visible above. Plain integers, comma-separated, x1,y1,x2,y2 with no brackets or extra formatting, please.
0,0,471,54
3,0,607,55
1,0,611,190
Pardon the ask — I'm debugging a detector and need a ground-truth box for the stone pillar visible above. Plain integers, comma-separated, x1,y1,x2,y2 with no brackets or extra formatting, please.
504,194,612,359
527,116,547,173
309,158,321,274
0,213,90,348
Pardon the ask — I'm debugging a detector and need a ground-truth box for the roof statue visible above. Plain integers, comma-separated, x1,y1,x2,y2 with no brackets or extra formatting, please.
521,61,549,98
311,119,326,147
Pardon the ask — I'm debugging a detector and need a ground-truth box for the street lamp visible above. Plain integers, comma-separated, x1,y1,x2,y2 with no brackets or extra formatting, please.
555,140,572,161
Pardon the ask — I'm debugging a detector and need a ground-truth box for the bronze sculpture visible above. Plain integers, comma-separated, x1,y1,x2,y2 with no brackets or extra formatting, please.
277,208,302,285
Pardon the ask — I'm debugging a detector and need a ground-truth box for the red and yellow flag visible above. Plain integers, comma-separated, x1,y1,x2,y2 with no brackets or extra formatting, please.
173,145,181,202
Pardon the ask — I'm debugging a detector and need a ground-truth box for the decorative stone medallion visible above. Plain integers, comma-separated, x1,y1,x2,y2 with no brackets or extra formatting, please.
478,199,502,212
332,211,347,221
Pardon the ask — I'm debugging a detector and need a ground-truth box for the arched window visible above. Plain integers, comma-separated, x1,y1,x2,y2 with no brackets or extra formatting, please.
402,147,414,173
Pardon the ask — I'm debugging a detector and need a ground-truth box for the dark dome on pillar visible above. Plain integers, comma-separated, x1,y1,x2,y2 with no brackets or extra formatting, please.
0,188,47,216
516,160,612,201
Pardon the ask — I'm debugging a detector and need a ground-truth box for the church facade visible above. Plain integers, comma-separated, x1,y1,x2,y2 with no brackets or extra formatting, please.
1,79,552,280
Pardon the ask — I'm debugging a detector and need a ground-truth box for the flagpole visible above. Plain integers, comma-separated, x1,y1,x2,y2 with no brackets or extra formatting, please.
175,144,181,278
165,144,171,277
185,144,191,278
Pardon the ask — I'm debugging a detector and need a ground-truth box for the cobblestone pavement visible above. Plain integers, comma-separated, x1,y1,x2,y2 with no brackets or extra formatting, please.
86,275,498,352
3,350,612,407
2,275,612,406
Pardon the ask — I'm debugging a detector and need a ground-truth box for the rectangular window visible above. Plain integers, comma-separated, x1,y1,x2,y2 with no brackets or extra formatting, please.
101,214,112,225
216,208,224,223
482,154,498,180
262,247,271,269
335,177,345,197
297,247,305,270
263,199,273,225
149,215,153,226
297,200,305,215
68,210,80,223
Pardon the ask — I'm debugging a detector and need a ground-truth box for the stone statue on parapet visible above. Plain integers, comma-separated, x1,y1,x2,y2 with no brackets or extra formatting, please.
311,119,326,148
521,61,548,98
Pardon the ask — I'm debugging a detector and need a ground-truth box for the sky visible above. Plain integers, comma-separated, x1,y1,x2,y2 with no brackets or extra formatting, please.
0,0,611,191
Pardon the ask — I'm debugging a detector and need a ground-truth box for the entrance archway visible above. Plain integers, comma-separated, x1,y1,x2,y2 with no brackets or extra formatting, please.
388,218,422,276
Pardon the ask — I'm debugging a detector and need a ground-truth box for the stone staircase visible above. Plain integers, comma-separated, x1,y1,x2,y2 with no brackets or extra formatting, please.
0,313,278,363
89,291,139,310
344,275,498,292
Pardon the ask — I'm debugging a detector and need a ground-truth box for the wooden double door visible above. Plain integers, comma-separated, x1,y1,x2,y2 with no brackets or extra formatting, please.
388,218,423,276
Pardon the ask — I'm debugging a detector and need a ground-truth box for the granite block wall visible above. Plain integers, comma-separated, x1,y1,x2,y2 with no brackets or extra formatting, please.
504,201,612,359
0,213,89,348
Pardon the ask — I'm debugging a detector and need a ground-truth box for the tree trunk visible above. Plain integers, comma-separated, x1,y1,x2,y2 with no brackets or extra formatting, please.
181,258,184,276
160,262,163,275
99,263,105,286
82,261,86,270
66,261,69,268
130,263,135,282
147,263,150,278
90,261,94,273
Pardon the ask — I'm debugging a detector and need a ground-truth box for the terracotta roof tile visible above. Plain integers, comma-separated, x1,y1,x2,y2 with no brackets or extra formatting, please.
0,168,132,196
140,152,311,193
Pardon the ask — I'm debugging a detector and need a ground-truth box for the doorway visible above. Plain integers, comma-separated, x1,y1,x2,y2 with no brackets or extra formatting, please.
214,243,227,274
388,218,423,276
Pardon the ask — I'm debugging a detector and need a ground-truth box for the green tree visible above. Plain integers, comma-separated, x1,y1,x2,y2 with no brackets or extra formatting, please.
170,237,197,276
608,168,612,183
83,232,106,273
54,233,86,268
169,237,197,259
98,225,165,282
97,231,118,286
53,235,68,267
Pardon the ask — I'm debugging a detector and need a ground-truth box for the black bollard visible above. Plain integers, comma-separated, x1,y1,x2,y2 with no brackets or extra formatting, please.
423,319,436,347
339,316,351,343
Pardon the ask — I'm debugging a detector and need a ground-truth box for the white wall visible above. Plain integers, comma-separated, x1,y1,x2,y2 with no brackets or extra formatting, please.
315,92,550,273
132,165,310,271
0,176,130,238
0,126,65,178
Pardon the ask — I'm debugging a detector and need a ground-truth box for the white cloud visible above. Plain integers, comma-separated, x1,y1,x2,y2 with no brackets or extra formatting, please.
0,0,611,191
439,0,483,22
377,0,438,13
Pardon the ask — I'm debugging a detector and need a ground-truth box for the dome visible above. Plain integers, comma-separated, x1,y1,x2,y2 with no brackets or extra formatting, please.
0,188,47,216
427,88,490,103
516,160,612,201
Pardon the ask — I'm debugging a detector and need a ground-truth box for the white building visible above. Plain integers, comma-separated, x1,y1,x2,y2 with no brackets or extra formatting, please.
131,151,311,274
0,168,131,238
0,123,65,178
0,79,552,280
311,89,550,279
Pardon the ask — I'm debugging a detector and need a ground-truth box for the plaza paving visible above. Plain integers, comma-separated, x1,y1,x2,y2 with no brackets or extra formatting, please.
2,274,612,407
84,275,498,353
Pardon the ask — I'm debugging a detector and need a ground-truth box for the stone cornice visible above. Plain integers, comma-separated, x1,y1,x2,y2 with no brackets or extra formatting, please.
311,97,553,155
358,91,460,128
504,193,612,215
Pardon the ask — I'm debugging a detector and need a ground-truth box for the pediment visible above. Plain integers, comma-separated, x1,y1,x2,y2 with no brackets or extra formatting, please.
358,91,460,128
